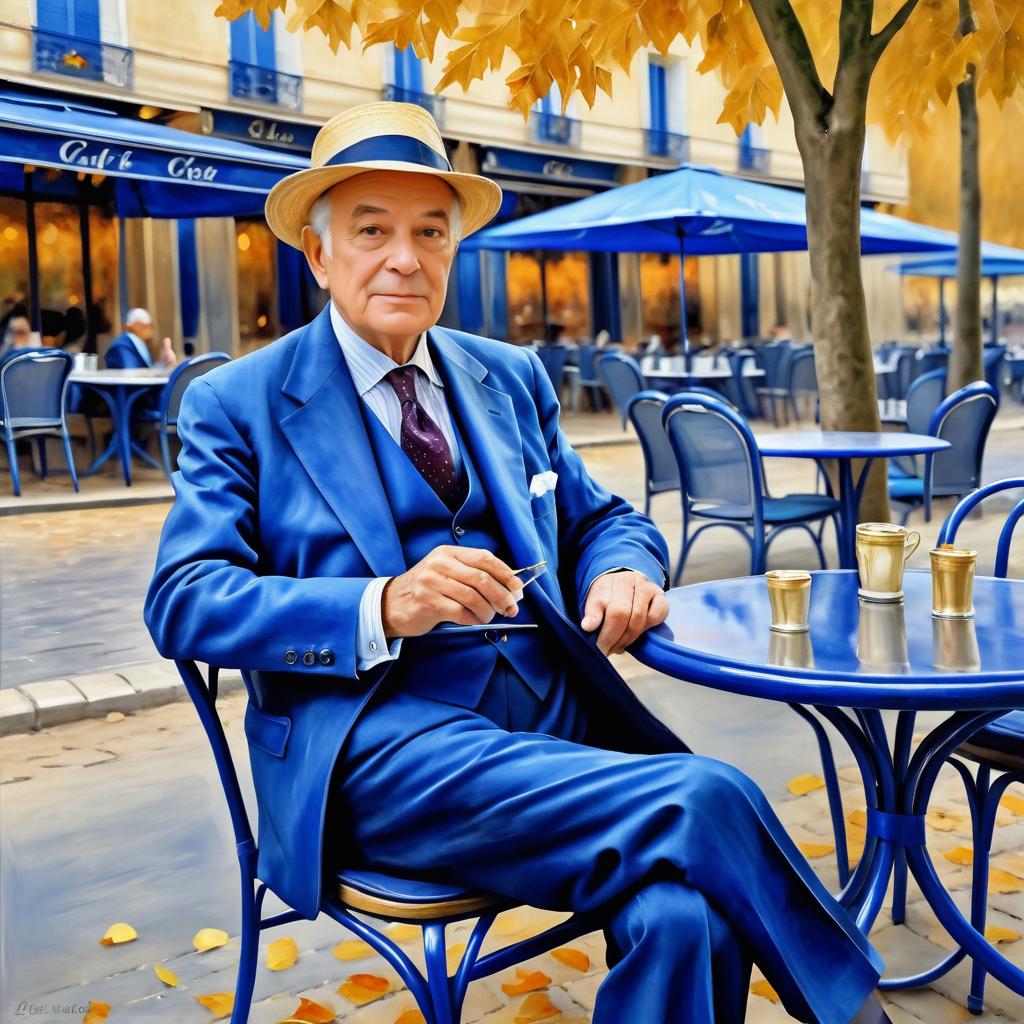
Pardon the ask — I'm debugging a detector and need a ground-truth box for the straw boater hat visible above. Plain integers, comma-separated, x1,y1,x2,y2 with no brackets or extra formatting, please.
265,102,503,250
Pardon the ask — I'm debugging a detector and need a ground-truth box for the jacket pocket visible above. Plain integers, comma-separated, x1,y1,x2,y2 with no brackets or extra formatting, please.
530,489,557,519
245,703,292,758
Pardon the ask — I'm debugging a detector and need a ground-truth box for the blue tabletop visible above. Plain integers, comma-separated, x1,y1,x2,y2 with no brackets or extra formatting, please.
754,431,950,458
633,570,1024,710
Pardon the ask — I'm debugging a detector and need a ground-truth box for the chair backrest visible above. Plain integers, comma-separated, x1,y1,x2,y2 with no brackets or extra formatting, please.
537,345,569,395
787,349,817,393
916,349,948,378
662,391,762,518
626,390,680,494
0,349,72,430
725,351,760,417
938,478,1024,579
893,348,918,399
983,346,1006,391
161,352,231,426
928,381,999,495
576,345,600,382
905,368,947,435
755,341,792,389
598,352,645,427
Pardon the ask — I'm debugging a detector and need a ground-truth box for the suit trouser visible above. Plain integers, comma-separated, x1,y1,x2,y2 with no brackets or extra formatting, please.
333,664,882,1024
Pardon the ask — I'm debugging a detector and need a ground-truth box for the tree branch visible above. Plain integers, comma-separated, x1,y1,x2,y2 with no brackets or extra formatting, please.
747,0,831,130
834,0,874,110
870,0,922,62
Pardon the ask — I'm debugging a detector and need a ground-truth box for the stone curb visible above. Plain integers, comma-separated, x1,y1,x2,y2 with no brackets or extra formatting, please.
0,662,245,735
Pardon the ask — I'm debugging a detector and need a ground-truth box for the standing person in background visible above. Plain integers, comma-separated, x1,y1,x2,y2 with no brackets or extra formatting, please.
104,308,178,370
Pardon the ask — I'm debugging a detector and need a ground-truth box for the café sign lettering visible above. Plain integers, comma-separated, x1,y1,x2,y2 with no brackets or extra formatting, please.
247,118,295,146
58,138,219,182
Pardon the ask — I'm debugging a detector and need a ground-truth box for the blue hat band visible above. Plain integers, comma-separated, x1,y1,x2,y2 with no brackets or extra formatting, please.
324,135,453,173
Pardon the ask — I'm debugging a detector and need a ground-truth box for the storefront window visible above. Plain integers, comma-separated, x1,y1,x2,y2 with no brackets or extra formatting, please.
236,219,279,355
639,252,700,351
506,250,592,344
35,201,84,337
0,197,29,326
87,205,118,346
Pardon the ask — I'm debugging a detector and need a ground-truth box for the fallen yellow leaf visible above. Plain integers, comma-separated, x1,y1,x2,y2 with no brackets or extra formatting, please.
387,923,420,943
1000,792,1024,816
750,979,781,1003
787,774,825,796
104,711,125,723
394,1012,427,1024
988,869,1024,894
797,841,835,859
154,963,178,986
83,1001,111,1024
847,809,868,830
943,847,974,866
550,947,589,971
267,936,299,971
99,922,137,946
277,996,336,1023
195,993,235,1018
492,912,525,936
926,808,971,833
446,941,466,972
994,852,1024,879
985,924,1021,944
193,928,229,952
502,968,552,995
337,973,391,1006
514,992,560,1022
332,938,373,960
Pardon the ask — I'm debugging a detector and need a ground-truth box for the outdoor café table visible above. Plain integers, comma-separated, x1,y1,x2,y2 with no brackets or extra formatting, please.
632,568,1024,990
643,364,765,384
754,431,950,570
69,367,169,486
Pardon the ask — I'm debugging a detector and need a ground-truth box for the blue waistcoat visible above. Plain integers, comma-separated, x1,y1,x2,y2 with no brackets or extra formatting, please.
362,391,562,709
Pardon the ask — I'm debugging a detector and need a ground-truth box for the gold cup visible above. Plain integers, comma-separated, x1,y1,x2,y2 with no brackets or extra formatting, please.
932,616,981,671
856,600,910,672
856,522,921,602
930,544,977,618
765,570,812,632
768,629,815,668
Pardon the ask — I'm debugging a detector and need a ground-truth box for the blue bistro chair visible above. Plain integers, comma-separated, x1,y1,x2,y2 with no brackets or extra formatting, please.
176,660,602,1024
724,349,761,419
0,349,79,497
571,344,605,411
786,348,819,424
889,381,999,524
536,344,570,400
884,479,1024,1013
754,341,795,426
885,368,948,476
598,352,645,430
661,392,841,582
133,352,230,477
982,346,1006,395
625,390,680,516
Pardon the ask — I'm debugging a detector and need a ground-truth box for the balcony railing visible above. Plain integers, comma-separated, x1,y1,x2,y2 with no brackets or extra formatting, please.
32,27,133,89
530,110,581,148
645,129,690,162
229,60,303,112
738,145,771,175
382,84,446,127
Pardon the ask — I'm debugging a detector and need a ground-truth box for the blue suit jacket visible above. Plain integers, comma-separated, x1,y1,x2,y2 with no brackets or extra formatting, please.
145,305,684,918
104,332,150,369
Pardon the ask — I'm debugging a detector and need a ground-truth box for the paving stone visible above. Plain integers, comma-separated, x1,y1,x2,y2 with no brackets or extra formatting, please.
18,678,86,728
0,686,36,735
68,671,139,715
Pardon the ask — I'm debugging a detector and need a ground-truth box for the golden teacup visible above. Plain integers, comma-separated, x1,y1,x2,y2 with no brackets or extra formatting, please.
768,629,815,668
856,522,921,602
932,616,981,672
765,570,811,632
930,544,977,618
857,600,910,672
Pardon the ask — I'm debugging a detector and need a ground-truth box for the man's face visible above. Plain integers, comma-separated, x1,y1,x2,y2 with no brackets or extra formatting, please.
302,171,456,353
129,319,153,343
8,316,31,347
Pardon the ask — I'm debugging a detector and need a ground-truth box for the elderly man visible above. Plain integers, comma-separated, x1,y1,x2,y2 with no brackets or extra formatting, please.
104,308,177,370
146,103,887,1024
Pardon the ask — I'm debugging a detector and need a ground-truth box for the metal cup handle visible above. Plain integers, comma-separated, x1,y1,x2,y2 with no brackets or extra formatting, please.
904,531,921,561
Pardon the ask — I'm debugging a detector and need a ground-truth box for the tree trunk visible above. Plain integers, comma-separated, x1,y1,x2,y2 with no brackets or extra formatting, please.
950,0,982,391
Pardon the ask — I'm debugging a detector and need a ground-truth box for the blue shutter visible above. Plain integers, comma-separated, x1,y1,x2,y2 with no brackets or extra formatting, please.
177,220,201,339
393,46,422,93
231,11,274,67
36,0,70,33
648,61,666,133
254,14,276,69
70,0,100,41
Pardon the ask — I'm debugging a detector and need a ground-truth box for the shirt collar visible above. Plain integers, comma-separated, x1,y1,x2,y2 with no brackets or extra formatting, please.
329,301,442,397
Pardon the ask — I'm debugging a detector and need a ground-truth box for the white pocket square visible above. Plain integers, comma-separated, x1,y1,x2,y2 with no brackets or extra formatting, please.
529,471,558,497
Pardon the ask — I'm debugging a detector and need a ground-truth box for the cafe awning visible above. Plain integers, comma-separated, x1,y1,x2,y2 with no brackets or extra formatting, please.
0,90,307,218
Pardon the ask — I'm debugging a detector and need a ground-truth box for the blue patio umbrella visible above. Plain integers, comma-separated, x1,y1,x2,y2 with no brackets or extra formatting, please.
894,244,1024,344
464,163,963,350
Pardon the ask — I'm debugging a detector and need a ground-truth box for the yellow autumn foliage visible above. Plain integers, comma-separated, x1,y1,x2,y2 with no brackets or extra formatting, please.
211,1,1024,137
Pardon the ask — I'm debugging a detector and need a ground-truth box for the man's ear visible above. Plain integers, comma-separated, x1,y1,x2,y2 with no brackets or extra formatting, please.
300,226,330,289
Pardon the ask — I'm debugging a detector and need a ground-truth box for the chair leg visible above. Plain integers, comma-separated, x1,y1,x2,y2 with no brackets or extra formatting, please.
967,766,996,1015
231,879,266,1024
423,921,455,1024
6,437,20,497
62,430,79,492
35,437,48,479
673,509,691,586
751,529,767,575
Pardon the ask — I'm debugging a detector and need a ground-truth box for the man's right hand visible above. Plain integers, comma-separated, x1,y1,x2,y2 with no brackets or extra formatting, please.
381,546,524,638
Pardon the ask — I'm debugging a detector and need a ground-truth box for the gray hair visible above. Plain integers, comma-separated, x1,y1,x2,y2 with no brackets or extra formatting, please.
308,186,461,260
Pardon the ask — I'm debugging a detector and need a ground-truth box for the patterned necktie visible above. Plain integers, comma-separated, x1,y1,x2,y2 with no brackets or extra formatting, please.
385,366,463,508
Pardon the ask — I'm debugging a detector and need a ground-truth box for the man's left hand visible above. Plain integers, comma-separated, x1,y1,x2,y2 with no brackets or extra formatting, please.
580,570,669,656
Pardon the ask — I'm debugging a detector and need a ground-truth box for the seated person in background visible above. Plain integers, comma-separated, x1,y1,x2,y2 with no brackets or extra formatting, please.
105,308,178,371
0,314,39,362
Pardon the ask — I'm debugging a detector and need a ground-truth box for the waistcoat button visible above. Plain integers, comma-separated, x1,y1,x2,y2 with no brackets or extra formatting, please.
284,650,297,665
302,651,316,666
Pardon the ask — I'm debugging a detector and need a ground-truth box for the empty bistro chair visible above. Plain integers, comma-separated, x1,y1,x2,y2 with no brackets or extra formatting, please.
885,368,948,474
536,344,570,401
625,390,680,516
786,348,819,424
661,391,840,582
598,352,646,430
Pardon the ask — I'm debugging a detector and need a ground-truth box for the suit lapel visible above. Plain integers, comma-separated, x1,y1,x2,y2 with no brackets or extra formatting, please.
279,306,405,578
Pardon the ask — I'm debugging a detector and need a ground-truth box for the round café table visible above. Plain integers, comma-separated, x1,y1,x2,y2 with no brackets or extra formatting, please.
70,368,168,486
633,569,1024,993
754,431,951,569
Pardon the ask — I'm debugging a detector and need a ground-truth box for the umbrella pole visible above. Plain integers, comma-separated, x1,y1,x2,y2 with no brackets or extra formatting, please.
938,277,946,346
676,227,689,357
991,276,999,346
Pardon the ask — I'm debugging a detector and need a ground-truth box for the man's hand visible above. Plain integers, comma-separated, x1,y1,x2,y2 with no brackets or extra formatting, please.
160,336,178,369
581,570,668,656
381,546,524,639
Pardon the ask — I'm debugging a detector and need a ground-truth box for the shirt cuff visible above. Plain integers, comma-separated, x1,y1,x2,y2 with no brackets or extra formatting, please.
356,576,403,673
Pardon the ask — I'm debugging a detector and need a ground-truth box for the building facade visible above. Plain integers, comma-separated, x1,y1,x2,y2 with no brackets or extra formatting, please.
0,0,912,358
